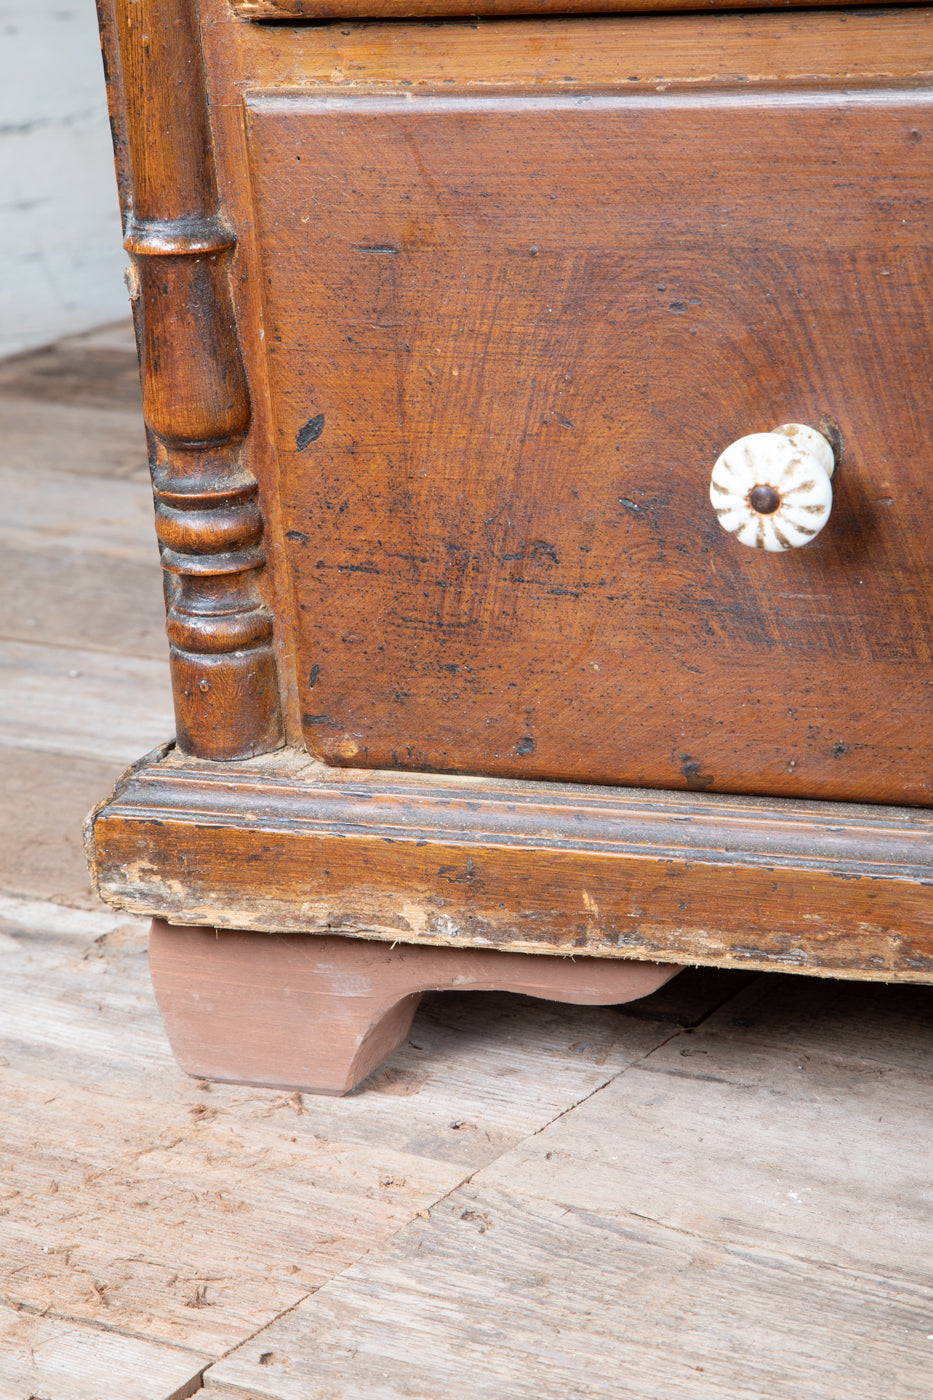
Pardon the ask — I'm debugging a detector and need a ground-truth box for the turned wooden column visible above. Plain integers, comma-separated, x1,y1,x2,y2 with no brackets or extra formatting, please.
106,0,282,759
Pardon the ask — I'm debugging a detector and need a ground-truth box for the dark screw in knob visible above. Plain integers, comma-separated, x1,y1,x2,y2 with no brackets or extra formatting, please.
749,484,781,515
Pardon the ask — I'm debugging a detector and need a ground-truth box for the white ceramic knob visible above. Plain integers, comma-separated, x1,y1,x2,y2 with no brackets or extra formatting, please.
710,422,835,551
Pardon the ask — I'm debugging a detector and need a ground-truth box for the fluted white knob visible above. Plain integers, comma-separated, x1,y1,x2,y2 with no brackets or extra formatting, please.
710,423,835,551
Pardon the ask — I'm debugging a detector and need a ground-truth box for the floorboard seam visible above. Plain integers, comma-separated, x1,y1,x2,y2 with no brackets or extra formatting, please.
164,1366,210,1400
0,629,167,663
188,1008,751,1390
523,1012,723,1145
193,1293,318,1396
553,1201,933,1290
190,1041,695,1390
509,974,774,1162
0,1291,213,1355
680,972,769,1030
671,1022,933,1078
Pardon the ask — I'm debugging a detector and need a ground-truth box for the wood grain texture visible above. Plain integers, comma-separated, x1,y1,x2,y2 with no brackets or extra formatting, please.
0,894,723,1359
478,1036,933,1281
2,548,168,659
206,7,933,94
247,81,933,802
99,0,283,760
0,325,172,909
232,0,883,14
87,2,933,1005
0,396,148,481
0,338,142,413
0,324,148,486
88,746,933,982
0,751,142,907
148,919,678,1094
699,968,933,1073
0,1301,208,1400
13,298,932,1400
193,3,933,784
0,640,173,764
0,464,158,563
206,985,933,1399
208,1191,933,1400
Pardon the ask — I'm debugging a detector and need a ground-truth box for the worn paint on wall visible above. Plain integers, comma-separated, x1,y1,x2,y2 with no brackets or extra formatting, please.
0,1,127,357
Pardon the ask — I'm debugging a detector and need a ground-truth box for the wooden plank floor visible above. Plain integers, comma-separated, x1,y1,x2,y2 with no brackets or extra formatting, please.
1,325,931,1400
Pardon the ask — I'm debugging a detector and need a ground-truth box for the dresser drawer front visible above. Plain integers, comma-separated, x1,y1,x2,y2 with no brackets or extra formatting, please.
247,86,933,803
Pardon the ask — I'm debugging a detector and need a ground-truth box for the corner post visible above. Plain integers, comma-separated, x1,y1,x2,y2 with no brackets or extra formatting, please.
111,0,282,759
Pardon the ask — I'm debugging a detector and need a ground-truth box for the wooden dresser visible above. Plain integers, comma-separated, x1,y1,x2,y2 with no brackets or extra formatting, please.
87,0,933,1092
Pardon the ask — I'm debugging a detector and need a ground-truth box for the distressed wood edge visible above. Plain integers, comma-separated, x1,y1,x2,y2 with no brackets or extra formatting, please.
229,0,870,16
98,747,933,873
83,741,175,895
87,748,933,983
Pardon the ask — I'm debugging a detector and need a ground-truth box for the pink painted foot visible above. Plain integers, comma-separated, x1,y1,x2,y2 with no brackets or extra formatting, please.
148,920,680,1095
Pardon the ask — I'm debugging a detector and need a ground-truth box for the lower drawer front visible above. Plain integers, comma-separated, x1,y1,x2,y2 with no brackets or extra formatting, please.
246,80,933,805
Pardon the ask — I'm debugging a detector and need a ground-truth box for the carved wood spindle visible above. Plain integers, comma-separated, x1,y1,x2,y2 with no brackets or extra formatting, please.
110,0,282,759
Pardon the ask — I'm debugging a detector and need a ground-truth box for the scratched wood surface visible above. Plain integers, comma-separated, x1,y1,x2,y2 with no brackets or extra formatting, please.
0,335,744,1394
1,899,727,1355
0,321,171,909
0,350,748,1394
232,0,885,14
96,0,933,800
201,975,933,1400
184,0,933,806
244,70,933,803
86,0,933,1012
1,325,931,1400
89,746,933,981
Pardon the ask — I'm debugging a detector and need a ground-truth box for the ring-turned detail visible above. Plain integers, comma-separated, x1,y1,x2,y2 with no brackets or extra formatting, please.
710,422,835,551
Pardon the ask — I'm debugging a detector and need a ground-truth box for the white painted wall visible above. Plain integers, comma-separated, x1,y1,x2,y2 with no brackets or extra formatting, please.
0,0,128,358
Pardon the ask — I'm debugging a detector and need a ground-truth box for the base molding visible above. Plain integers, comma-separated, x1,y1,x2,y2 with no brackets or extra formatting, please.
87,746,933,983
